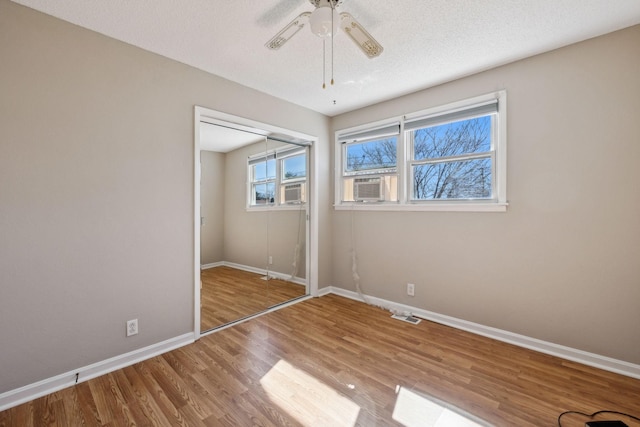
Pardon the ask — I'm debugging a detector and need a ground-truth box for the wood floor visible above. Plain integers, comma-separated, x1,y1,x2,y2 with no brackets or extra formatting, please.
2,294,639,426
200,266,306,331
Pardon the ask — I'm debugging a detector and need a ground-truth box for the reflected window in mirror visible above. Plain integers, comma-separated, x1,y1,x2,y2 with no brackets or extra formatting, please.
248,146,307,208
280,151,306,204
249,156,276,205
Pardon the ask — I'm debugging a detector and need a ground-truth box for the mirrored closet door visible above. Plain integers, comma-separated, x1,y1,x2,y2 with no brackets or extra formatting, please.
198,119,310,332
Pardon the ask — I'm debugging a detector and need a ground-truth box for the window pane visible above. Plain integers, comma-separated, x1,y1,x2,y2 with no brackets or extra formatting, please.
282,154,306,180
254,182,275,205
253,159,276,181
412,158,491,200
413,116,491,161
345,137,397,173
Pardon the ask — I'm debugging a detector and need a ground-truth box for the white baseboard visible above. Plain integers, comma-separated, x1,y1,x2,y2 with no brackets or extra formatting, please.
0,333,194,412
318,286,640,380
201,261,224,270
215,261,306,286
316,286,333,297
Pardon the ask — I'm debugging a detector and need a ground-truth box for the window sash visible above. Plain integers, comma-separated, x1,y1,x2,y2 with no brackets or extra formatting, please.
250,159,276,183
342,137,399,177
407,112,495,201
409,152,494,200
281,153,307,182
410,151,492,166
252,182,275,205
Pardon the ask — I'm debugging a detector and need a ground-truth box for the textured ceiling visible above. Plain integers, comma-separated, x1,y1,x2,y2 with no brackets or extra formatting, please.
11,0,640,116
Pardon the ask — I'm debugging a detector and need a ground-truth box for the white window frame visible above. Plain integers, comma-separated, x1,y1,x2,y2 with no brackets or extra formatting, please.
248,153,276,206
248,145,308,210
339,123,401,203
334,91,508,212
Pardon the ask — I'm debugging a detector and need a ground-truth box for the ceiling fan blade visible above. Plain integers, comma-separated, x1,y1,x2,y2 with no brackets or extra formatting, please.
339,12,383,58
265,12,311,50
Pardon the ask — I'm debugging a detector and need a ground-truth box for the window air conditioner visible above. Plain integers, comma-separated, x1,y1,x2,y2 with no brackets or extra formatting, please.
354,177,384,201
284,183,303,203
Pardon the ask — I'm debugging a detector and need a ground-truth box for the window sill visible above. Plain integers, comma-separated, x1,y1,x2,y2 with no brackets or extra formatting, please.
247,204,307,212
334,202,508,213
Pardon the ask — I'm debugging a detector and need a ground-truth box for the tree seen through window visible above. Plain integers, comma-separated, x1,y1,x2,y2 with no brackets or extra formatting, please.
346,116,492,200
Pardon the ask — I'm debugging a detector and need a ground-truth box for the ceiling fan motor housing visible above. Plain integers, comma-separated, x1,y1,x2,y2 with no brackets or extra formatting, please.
309,5,339,38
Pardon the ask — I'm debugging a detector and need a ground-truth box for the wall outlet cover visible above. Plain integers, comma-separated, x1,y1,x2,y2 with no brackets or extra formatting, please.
126,319,138,337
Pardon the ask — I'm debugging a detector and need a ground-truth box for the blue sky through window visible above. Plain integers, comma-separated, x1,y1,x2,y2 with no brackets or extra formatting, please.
253,159,276,181
345,137,397,172
283,154,306,179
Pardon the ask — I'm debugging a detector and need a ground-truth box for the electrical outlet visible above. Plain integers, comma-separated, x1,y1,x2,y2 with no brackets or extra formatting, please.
268,256,273,265
126,319,138,337
407,283,415,296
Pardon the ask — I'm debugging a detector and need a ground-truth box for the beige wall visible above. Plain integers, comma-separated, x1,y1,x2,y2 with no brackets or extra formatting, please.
330,25,640,364
222,142,269,269
222,141,307,279
200,151,225,265
0,0,329,394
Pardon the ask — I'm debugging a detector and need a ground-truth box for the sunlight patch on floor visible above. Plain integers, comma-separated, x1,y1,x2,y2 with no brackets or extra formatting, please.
260,359,361,426
393,386,487,427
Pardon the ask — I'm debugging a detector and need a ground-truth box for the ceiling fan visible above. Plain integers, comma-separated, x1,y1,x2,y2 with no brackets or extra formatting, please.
265,0,384,60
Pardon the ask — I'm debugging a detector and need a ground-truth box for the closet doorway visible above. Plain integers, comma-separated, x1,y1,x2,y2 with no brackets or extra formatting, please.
194,107,317,337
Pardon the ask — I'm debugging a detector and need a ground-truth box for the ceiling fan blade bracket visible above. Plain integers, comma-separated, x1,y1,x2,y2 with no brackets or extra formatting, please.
265,12,312,50
339,12,383,58
309,0,344,8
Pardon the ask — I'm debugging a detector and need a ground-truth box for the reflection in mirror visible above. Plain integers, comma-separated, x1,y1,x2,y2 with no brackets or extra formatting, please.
199,121,309,332
265,138,308,308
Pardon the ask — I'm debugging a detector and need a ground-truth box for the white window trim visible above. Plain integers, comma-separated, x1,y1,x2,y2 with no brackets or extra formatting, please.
334,90,508,212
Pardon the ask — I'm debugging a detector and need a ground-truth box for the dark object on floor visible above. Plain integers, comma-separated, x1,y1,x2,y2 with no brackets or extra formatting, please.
585,421,628,427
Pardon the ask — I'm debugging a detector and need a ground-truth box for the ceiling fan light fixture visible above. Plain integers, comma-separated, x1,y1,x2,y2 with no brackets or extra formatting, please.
264,0,383,89
309,6,338,38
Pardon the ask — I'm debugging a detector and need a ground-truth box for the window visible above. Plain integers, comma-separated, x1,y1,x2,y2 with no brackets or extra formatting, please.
249,156,276,205
280,151,307,204
339,123,400,203
248,146,307,208
335,91,507,211
407,106,495,201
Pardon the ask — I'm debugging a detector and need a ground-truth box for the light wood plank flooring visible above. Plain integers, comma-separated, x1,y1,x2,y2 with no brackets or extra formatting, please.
1,294,639,426
200,266,306,331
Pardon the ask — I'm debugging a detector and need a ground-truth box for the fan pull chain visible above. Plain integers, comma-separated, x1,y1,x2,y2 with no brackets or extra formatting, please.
322,39,326,89
331,0,335,85
321,0,337,89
